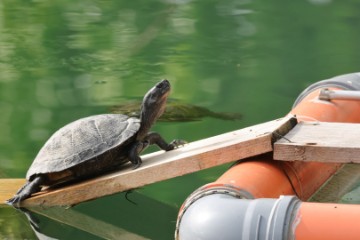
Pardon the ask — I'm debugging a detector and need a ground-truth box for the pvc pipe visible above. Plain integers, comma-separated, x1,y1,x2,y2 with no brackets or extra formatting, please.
211,155,343,201
290,87,360,123
176,195,360,240
292,72,360,107
319,89,360,101
210,157,296,198
295,201,360,240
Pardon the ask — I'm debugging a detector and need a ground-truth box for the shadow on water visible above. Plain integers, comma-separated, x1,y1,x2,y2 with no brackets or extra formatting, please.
19,206,146,240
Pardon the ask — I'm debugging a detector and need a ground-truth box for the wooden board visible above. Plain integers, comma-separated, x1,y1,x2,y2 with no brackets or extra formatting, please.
274,121,360,163
3,116,296,207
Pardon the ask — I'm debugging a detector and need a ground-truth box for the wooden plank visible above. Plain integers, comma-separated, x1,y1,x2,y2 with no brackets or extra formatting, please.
274,121,360,163
6,116,295,207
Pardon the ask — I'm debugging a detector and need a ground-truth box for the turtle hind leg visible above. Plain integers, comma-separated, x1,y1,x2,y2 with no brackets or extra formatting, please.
6,175,45,206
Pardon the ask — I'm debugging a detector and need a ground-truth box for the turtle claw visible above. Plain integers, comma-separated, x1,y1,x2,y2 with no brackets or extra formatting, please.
132,161,142,170
6,196,22,207
169,139,187,150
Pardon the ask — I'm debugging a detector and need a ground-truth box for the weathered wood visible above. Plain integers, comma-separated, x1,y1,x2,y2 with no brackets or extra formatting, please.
274,121,360,163
4,116,296,207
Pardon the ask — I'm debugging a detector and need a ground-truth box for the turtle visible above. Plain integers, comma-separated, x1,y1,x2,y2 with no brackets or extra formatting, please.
7,79,185,205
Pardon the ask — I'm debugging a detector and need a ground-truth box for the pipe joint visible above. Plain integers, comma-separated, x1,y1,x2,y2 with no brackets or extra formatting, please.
176,195,301,240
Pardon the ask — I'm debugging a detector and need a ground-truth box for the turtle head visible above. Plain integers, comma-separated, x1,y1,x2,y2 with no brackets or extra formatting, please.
138,79,170,138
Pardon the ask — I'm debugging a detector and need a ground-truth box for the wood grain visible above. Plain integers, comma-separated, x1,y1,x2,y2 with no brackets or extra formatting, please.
274,121,360,163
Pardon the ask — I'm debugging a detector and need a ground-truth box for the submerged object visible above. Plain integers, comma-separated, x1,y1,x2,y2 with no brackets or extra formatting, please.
111,99,242,122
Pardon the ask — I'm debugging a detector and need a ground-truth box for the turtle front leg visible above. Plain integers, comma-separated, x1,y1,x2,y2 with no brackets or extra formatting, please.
128,133,186,169
145,132,186,151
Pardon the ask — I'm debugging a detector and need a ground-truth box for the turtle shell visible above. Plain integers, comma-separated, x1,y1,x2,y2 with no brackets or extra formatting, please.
26,114,140,180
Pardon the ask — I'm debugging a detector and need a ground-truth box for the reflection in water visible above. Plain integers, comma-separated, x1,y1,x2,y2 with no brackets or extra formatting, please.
20,208,58,240
20,206,147,240
11,191,176,239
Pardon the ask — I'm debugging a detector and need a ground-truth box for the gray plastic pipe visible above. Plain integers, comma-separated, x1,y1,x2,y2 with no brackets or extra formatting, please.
292,72,360,107
176,194,299,240
319,89,360,101
175,193,360,240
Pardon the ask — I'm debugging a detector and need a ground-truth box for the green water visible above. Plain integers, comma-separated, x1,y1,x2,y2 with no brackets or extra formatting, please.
1,0,360,239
